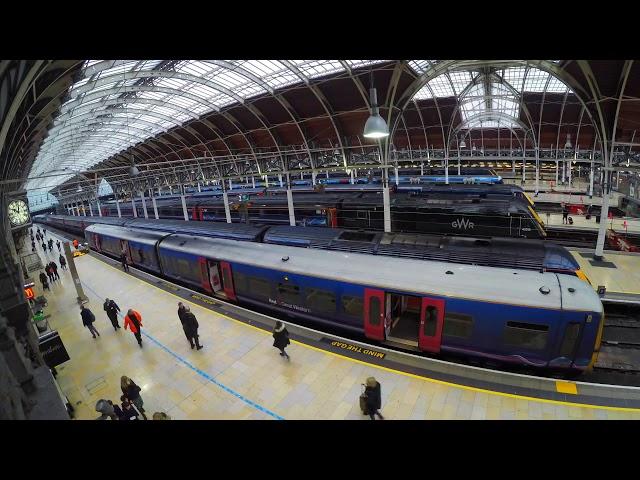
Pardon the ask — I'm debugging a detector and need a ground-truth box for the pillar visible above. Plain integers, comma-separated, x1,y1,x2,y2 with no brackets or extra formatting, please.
568,161,572,187
594,170,611,260
97,198,102,217
522,157,526,184
312,171,317,185
278,174,283,187
286,173,296,226
534,148,539,195
325,171,329,179
589,164,594,197
82,201,86,216
197,182,201,193
445,155,449,185
420,162,424,176
169,185,173,195
151,195,159,219
116,198,121,218
394,166,399,186
89,202,93,216
223,191,232,223
131,197,137,218
181,193,188,221
383,167,391,233
228,178,233,190
140,192,148,219
555,160,559,185
349,169,355,185
251,176,256,188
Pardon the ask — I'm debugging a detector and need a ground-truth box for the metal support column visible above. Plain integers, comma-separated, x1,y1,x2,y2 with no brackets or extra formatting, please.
140,192,148,219
534,148,539,195
131,197,137,218
594,169,611,260
251,176,256,188
228,178,233,190
97,198,102,217
197,182,201,193
555,160,559,185
64,241,88,304
116,198,121,218
589,161,594,198
394,166,399,186
382,166,391,233
349,169,354,184
278,174,283,187
420,162,424,176
222,189,232,224
151,195,159,219
180,187,189,221
312,171,317,185
82,201,86,216
286,173,296,226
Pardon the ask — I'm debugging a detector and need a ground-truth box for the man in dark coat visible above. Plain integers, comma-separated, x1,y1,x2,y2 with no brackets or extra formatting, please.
59,254,67,270
56,240,61,252
364,377,384,420
45,264,54,283
272,321,290,360
49,261,60,280
81,305,100,339
120,252,129,272
103,298,122,331
39,271,50,291
181,305,202,350
41,241,47,252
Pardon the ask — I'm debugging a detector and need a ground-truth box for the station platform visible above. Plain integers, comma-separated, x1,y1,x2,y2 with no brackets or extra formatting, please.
25,229,640,420
544,213,640,233
569,249,640,304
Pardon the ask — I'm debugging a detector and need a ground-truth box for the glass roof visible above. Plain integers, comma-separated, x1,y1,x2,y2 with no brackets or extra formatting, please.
25,59,386,194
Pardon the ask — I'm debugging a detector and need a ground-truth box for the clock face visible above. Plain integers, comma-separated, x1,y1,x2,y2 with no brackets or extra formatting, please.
8,199,30,226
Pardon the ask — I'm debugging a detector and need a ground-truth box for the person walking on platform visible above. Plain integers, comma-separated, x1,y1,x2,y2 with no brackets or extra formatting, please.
49,261,60,281
120,252,130,272
48,238,53,252
56,239,61,252
41,240,47,252
72,238,79,250
363,377,384,420
81,305,100,339
121,376,147,419
39,271,50,291
272,321,290,360
59,254,67,271
45,264,54,283
562,203,569,225
104,298,122,330
182,305,203,350
124,309,143,347
43,228,47,238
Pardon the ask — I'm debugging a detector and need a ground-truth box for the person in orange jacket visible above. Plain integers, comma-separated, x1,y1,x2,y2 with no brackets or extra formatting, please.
73,238,79,249
124,309,144,348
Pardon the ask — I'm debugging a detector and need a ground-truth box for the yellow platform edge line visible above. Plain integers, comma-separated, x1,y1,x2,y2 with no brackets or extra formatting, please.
82,251,640,414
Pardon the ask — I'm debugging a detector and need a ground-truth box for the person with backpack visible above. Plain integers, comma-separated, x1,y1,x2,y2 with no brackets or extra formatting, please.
272,321,291,360
124,309,143,347
81,305,100,339
59,254,67,271
121,376,147,419
103,298,122,331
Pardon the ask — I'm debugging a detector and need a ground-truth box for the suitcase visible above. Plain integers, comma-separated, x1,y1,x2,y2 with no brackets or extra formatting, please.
359,385,368,415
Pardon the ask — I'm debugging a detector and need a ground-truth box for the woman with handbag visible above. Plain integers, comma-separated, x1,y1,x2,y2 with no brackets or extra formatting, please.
272,321,291,360
364,377,384,420
121,376,147,420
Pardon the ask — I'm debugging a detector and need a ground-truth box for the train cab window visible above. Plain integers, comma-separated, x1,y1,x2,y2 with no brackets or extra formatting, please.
233,271,248,294
369,296,381,326
559,323,582,357
249,276,272,299
305,288,336,314
504,321,549,350
424,306,438,337
443,312,474,339
277,282,300,304
342,296,363,318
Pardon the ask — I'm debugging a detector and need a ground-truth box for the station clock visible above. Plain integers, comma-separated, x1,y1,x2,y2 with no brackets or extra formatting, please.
7,198,31,228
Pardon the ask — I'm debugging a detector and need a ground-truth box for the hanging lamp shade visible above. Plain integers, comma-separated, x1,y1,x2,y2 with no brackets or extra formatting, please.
459,138,467,148
363,88,389,139
564,133,572,149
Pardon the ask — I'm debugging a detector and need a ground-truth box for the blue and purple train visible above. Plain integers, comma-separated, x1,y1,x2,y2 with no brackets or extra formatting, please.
73,220,603,374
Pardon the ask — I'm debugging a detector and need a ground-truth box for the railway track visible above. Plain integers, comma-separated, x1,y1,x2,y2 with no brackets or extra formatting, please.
34,222,640,388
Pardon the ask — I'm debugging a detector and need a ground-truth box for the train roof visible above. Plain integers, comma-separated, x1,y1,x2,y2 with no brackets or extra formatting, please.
154,232,601,312
262,226,578,272
87,224,169,246
121,218,267,241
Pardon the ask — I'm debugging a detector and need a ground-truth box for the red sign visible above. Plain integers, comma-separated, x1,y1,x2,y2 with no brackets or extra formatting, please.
24,287,34,299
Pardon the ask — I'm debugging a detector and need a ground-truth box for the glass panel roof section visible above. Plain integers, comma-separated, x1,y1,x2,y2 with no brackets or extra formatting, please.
25,59,387,194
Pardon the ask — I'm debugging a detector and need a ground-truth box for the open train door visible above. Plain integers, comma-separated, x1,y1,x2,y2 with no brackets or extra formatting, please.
419,297,445,353
364,288,385,341
207,260,222,294
219,261,236,301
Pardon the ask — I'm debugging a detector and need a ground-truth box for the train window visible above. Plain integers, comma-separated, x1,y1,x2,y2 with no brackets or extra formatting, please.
342,296,363,318
504,321,549,350
369,296,381,326
277,282,300,304
424,306,438,337
305,288,336,314
222,266,232,290
338,231,376,242
248,276,271,299
233,271,248,294
559,323,581,358
443,312,474,338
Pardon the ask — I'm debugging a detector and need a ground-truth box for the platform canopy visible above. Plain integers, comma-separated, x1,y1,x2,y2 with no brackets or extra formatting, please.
0,59,635,203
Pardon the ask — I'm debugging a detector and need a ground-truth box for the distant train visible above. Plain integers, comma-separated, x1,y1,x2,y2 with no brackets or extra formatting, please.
92,190,546,239
73,221,603,373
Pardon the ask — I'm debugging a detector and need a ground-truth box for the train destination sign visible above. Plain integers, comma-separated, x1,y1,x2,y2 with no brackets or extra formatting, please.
323,339,386,359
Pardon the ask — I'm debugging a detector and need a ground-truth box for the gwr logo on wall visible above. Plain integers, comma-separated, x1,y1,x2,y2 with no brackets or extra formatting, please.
451,218,475,230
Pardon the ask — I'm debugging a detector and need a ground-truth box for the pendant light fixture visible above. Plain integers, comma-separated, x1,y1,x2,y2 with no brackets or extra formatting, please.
363,71,389,139
565,133,572,149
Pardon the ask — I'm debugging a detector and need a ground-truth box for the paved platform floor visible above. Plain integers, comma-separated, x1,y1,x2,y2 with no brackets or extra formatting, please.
26,231,640,420
570,249,640,295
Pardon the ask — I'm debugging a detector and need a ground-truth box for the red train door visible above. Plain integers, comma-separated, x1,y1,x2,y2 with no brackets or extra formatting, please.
94,233,102,252
220,261,236,301
419,297,445,353
364,288,385,341
199,257,212,292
